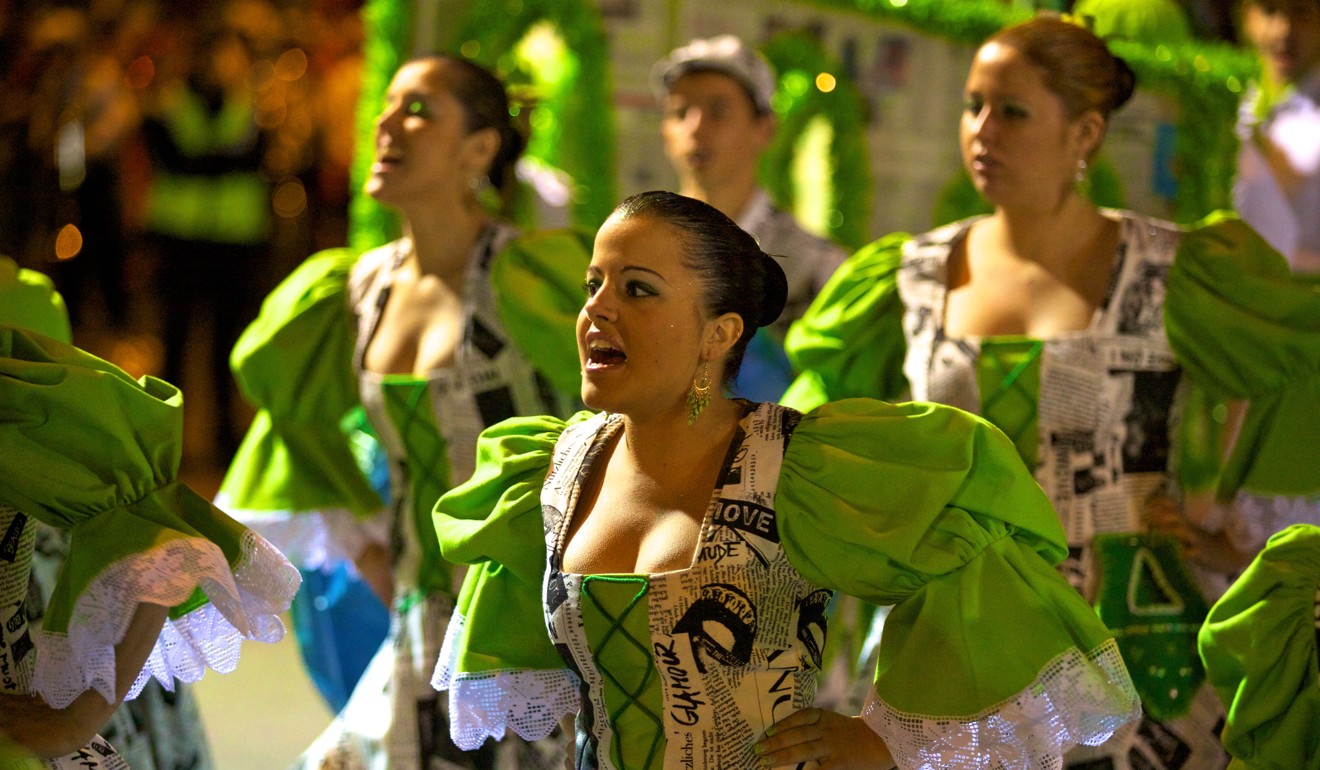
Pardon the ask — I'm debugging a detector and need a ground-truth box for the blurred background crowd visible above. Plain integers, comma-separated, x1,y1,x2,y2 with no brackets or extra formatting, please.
1,0,365,468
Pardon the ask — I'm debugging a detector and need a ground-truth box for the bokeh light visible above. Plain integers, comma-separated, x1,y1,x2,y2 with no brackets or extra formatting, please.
54,224,83,260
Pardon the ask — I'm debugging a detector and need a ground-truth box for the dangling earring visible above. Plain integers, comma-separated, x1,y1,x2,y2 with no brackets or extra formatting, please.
469,173,498,211
1075,158,1088,184
686,362,711,426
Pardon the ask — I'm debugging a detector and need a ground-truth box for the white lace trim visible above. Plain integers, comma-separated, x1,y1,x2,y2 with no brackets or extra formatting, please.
212,495,389,570
32,529,300,709
432,610,580,751
863,638,1140,770
1225,490,1320,556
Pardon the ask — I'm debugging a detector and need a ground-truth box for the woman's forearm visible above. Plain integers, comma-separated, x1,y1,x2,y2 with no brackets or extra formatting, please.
0,601,168,757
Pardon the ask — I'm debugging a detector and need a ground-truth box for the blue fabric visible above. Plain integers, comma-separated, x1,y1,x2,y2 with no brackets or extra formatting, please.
734,327,793,403
291,562,390,712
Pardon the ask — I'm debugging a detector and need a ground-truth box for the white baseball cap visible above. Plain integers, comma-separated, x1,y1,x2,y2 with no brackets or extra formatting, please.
651,35,776,114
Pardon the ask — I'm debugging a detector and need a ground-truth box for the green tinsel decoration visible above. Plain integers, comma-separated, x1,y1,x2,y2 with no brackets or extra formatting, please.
449,0,618,229
760,32,872,250
1109,37,1256,222
347,0,410,252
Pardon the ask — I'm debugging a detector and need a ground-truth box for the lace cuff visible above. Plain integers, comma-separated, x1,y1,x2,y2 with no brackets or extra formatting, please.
32,529,299,709
214,495,389,569
432,610,580,750
862,638,1140,769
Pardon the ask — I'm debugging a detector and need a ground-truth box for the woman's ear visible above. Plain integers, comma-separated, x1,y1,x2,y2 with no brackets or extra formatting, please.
703,312,745,362
1072,109,1107,160
462,126,501,178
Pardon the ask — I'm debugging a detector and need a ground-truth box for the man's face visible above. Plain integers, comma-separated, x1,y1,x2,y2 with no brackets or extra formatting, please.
1243,0,1320,85
661,70,773,189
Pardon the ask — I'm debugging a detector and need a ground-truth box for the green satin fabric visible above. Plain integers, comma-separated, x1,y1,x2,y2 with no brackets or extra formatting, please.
1164,212,1320,498
1199,524,1320,770
436,399,1129,723
220,228,590,518
438,411,595,675
0,256,71,343
220,247,382,517
0,327,254,632
785,211,1320,501
781,233,909,412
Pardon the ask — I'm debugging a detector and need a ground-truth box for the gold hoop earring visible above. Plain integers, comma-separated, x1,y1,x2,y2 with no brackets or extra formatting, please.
686,362,711,426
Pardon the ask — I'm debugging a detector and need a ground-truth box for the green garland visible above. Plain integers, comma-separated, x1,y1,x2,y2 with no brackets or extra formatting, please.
1109,37,1256,222
449,0,618,229
759,32,872,250
799,0,1029,47
347,0,410,252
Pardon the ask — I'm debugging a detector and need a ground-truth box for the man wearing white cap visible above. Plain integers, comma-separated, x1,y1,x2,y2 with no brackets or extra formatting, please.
652,35,847,401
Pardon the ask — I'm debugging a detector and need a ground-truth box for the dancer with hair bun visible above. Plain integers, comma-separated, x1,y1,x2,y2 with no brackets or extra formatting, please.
431,190,1140,770
787,16,1320,767
218,53,587,769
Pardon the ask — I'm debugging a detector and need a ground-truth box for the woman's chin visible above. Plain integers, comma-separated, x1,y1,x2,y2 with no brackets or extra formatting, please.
363,184,390,206
580,385,641,418
580,386,612,413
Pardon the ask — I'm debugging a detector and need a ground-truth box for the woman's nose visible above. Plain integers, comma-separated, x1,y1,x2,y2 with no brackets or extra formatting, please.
584,286,614,321
375,103,401,131
970,108,993,139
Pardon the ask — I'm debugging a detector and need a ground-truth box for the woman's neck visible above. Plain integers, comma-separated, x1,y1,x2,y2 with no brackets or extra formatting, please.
616,396,745,480
399,196,492,284
989,193,1106,268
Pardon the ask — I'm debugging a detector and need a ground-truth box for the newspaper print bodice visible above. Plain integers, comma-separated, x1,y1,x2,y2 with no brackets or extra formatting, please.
899,212,1186,592
541,402,828,770
352,224,565,601
0,505,129,769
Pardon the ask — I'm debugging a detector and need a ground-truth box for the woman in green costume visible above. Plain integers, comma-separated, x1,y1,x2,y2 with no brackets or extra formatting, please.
429,190,1140,770
0,260,279,769
784,17,1320,769
217,54,586,769
0,324,301,765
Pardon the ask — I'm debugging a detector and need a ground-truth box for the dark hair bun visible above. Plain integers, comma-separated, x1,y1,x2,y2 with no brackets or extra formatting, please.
1109,54,1136,113
754,252,789,328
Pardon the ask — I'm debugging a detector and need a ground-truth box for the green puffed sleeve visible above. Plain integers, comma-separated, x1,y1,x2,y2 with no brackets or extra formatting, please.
1166,212,1320,497
0,326,299,709
782,234,909,412
491,228,593,400
431,411,594,750
1198,524,1320,770
0,734,40,768
217,248,384,565
776,399,1140,769
0,256,71,343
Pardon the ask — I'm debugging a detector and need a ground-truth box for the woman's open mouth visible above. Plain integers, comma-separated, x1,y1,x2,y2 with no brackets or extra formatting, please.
586,338,627,368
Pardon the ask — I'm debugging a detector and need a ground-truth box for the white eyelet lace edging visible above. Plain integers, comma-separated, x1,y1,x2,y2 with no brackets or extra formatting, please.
213,494,389,569
862,638,1141,770
32,528,300,709
432,610,580,751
